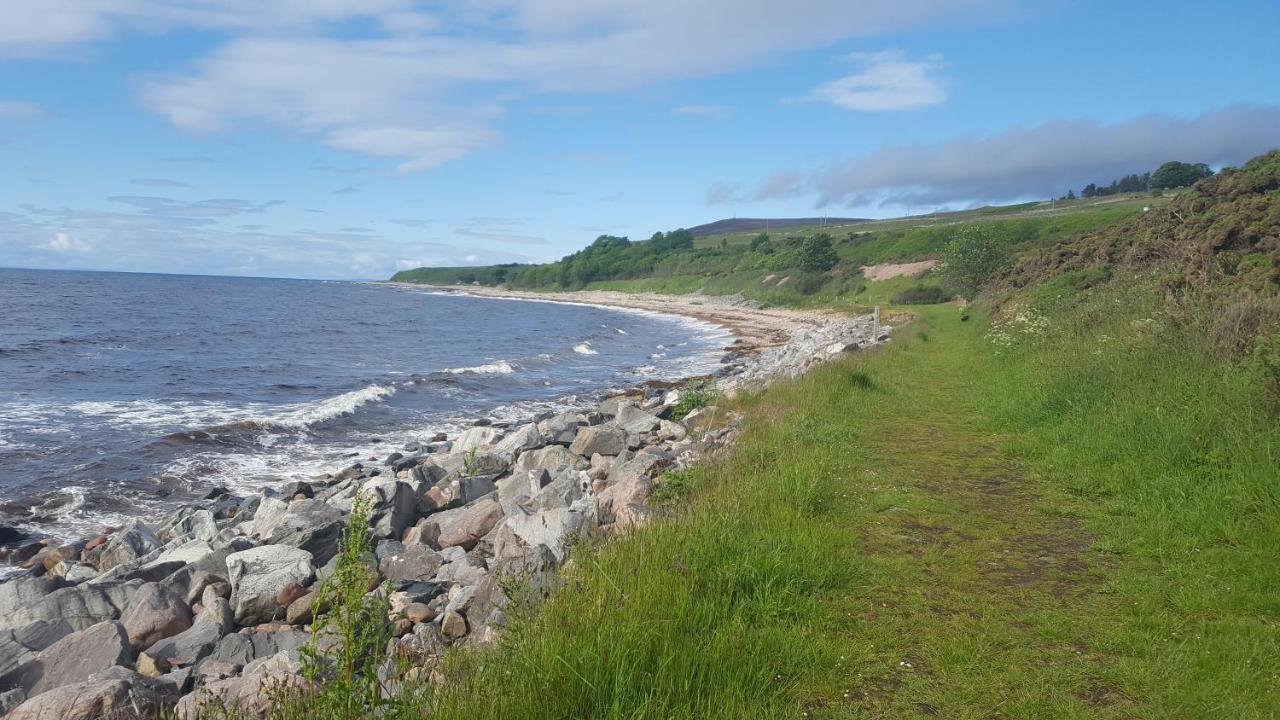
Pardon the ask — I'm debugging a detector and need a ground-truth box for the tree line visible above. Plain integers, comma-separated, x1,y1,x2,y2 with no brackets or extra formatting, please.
1063,161,1215,200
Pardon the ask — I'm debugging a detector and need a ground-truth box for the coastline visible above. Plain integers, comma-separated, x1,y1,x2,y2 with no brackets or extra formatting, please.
375,282,848,356
0,284,886,719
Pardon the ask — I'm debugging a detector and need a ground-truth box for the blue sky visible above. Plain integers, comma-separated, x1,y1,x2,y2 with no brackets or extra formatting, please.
2,0,1278,279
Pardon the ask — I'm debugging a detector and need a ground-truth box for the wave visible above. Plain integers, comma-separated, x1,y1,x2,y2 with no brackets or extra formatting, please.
444,361,516,375
573,342,598,355
265,384,396,429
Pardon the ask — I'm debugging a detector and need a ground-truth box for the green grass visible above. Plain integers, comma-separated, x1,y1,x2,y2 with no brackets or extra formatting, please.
407,279,1278,719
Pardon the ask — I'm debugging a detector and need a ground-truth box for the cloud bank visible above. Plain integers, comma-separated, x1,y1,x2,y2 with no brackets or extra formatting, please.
712,105,1280,209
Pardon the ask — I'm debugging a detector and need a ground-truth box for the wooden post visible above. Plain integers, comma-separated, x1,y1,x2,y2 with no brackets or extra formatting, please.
873,305,880,337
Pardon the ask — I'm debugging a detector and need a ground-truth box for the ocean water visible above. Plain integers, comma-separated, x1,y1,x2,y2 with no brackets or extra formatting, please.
0,268,728,541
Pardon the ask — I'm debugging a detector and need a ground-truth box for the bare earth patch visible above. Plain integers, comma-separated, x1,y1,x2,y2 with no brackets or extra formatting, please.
861,260,937,281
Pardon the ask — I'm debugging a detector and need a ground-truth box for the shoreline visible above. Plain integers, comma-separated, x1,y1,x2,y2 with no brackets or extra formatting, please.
0,285,886,719
375,282,849,356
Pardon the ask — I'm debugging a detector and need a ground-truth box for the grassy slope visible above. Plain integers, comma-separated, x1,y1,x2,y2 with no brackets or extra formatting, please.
424,288,1278,718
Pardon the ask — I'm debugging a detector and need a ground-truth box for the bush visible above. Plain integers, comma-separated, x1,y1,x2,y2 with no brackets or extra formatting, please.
670,380,718,422
939,226,1010,297
797,234,839,273
891,285,952,305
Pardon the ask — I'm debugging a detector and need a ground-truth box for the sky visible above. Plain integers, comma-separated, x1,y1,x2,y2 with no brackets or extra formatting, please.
1,1,1278,279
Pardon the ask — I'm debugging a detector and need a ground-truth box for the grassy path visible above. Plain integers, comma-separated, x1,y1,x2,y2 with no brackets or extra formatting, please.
431,306,1278,719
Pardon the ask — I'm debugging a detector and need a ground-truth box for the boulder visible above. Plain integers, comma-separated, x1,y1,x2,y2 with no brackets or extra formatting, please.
569,425,626,457
143,540,214,570
537,412,589,446
614,404,661,434
681,405,721,432
0,580,138,636
158,508,219,544
379,545,444,583
96,520,161,572
597,395,636,418
528,469,592,512
119,582,193,651
175,652,309,720
515,445,582,473
496,469,551,516
498,506,593,563
492,423,545,457
260,498,345,565
454,426,501,453
4,666,178,720
358,478,419,539
0,621,131,697
225,546,315,626
137,597,232,675
434,499,504,551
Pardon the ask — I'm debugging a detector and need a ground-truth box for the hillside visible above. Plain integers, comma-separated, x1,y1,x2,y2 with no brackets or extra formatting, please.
685,217,869,237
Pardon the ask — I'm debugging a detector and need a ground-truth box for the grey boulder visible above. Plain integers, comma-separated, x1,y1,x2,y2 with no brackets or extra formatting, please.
226,546,315,626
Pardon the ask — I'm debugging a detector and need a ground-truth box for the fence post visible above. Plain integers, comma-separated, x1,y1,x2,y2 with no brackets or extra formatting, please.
873,305,881,338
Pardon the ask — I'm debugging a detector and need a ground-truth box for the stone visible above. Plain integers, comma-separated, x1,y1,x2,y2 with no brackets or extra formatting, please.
138,596,231,675
4,666,178,720
142,540,214,570
260,499,344,566
0,620,132,697
440,611,467,641
379,544,443,582
614,404,661,434
454,426,501,453
358,478,420,540
537,412,588,446
403,602,434,624
528,469,591,512
597,395,636,417
119,582,193,652
0,580,138,637
492,423,545,457
225,546,315,626
158,509,219,544
569,425,626,457
681,405,720,432
274,582,306,609
657,419,687,442
96,520,161,572
497,506,593,563
496,469,551,516
435,499,504,551
175,652,309,720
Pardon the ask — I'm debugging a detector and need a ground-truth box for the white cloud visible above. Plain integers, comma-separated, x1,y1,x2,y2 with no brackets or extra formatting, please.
713,104,1280,209
0,100,45,120
794,50,945,111
47,232,93,253
11,0,997,172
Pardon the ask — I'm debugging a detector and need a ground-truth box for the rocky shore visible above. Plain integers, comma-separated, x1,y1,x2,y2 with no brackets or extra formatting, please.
0,294,888,720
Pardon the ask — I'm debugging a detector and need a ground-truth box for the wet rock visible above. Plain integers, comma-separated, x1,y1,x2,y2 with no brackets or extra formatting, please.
225,546,315,626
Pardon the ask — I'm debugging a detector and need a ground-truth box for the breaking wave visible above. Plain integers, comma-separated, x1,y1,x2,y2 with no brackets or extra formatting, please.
444,361,516,375
573,342,598,355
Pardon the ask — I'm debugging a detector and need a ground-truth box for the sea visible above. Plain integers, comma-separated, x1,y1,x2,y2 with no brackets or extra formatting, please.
0,268,728,544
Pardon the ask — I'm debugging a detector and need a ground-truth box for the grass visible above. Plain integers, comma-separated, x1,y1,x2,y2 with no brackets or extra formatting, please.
405,278,1278,719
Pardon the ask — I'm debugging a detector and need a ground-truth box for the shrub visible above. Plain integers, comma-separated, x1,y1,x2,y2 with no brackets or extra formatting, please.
938,226,1011,297
797,233,839,273
891,285,952,305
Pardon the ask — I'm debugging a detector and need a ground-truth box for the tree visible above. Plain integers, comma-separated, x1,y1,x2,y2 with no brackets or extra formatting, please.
938,226,1010,297
797,233,839,273
1066,189,1077,200
1151,161,1214,190
749,233,773,254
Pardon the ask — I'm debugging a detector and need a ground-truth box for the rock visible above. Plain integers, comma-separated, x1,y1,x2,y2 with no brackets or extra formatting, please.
279,481,314,499
175,652,309,720
681,405,720,432
569,425,626,457
434,499,504,551
225,546,314,626
261,499,344,566
597,395,636,417
251,497,291,538
656,419,687,442
4,666,178,720
274,582,306,609
514,445,582,474
403,602,434,624
1,620,132,697
454,426,501,453
614,404,661,434
537,412,589,446
96,520,161,572
359,478,419,540
528,469,591,512
440,611,467,641
285,592,320,625
158,509,219,544
379,544,443,582
496,469,551,516
138,596,231,675
0,688,25,715
492,423,545,457
498,506,593,563
119,582,193,652
0,580,138,637
143,540,214,570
